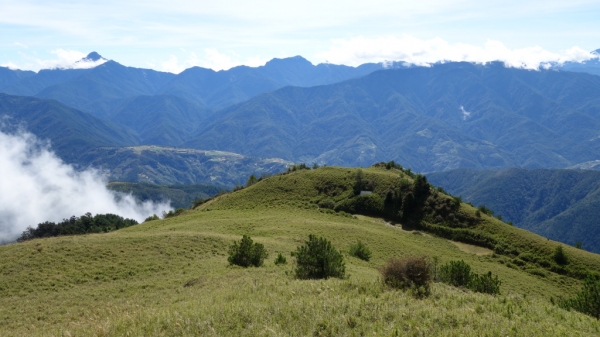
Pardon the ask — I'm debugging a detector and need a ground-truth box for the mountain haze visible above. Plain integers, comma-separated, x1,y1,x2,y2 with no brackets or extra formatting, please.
185,62,600,171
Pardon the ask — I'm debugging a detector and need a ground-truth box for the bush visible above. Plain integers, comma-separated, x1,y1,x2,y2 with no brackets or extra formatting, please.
163,208,185,218
439,260,501,295
317,199,336,210
380,256,432,296
144,214,160,222
553,245,569,265
274,253,287,265
469,271,501,295
439,260,471,287
559,274,600,319
349,240,372,261
292,234,345,279
227,235,268,267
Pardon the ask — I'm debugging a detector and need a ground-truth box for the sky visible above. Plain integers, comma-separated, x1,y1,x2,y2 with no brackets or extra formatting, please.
0,0,599,73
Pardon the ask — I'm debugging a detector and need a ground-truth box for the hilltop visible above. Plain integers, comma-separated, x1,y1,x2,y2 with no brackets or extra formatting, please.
1,165,599,335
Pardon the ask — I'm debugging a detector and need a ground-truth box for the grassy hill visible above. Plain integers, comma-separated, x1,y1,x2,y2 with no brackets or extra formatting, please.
1,166,599,336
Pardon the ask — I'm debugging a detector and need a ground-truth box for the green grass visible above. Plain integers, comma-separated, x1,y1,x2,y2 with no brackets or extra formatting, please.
1,166,600,335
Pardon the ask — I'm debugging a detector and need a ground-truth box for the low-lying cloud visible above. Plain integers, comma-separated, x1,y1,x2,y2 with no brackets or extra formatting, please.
2,49,106,72
0,129,171,244
316,35,598,70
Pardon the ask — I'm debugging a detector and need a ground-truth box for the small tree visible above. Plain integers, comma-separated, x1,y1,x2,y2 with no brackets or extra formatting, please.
227,235,268,267
439,260,472,287
553,245,568,265
559,274,600,319
349,240,372,261
246,174,259,187
293,234,345,279
274,253,287,265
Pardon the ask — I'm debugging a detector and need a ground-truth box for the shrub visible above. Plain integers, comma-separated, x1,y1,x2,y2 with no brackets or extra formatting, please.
469,271,501,295
246,174,258,187
163,208,185,218
144,214,160,222
227,235,268,267
274,253,287,265
559,274,600,319
292,234,345,279
439,260,471,287
380,256,432,295
317,199,336,210
553,245,569,265
349,240,372,261
439,260,501,295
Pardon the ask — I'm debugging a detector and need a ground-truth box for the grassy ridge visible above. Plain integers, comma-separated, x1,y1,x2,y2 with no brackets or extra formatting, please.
1,166,600,335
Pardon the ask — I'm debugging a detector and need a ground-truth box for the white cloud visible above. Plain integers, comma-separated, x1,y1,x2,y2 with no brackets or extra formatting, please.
6,49,107,72
316,35,598,70
161,49,268,73
0,129,171,244
14,42,28,49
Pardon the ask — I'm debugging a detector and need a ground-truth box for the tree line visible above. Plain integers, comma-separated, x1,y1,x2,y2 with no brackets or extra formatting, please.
17,213,138,242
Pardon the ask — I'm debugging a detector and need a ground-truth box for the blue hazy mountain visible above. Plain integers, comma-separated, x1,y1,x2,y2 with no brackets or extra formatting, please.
157,56,387,109
427,168,600,253
0,93,139,161
0,53,390,118
0,67,35,90
106,95,212,146
184,61,600,171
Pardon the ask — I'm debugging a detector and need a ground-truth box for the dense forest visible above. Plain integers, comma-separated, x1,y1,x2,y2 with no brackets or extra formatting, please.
17,213,138,242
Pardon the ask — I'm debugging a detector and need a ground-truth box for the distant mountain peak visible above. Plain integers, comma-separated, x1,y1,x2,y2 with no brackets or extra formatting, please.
72,52,108,69
265,56,313,67
84,52,104,62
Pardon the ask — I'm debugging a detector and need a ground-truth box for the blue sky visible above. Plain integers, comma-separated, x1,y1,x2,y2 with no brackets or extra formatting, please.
1,0,599,72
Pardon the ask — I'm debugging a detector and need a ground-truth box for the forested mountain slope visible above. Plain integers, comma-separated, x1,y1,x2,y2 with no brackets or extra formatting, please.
185,62,600,171
427,168,600,253
0,94,139,161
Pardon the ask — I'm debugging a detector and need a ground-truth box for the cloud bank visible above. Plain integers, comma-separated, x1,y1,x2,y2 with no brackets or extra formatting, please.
316,35,598,70
2,49,107,72
0,129,171,244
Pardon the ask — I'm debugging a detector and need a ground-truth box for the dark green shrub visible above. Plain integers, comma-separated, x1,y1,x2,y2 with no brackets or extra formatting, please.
274,253,287,265
439,260,472,287
469,271,501,295
559,274,600,319
553,245,569,265
380,256,432,297
439,260,501,295
349,240,372,261
246,174,258,187
227,235,268,267
163,208,185,218
317,199,336,210
292,234,345,279
144,214,160,222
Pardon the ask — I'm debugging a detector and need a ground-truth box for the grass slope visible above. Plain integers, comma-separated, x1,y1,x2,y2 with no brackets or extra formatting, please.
1,166,599,336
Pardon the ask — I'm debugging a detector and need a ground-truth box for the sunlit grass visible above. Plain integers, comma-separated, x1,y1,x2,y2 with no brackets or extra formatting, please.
1,166,599,335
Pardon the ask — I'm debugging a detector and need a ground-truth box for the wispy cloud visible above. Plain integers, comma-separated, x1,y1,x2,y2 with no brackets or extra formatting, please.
0,128,171,243
13,42,28,49
3,49,106,72
316,35,597,70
